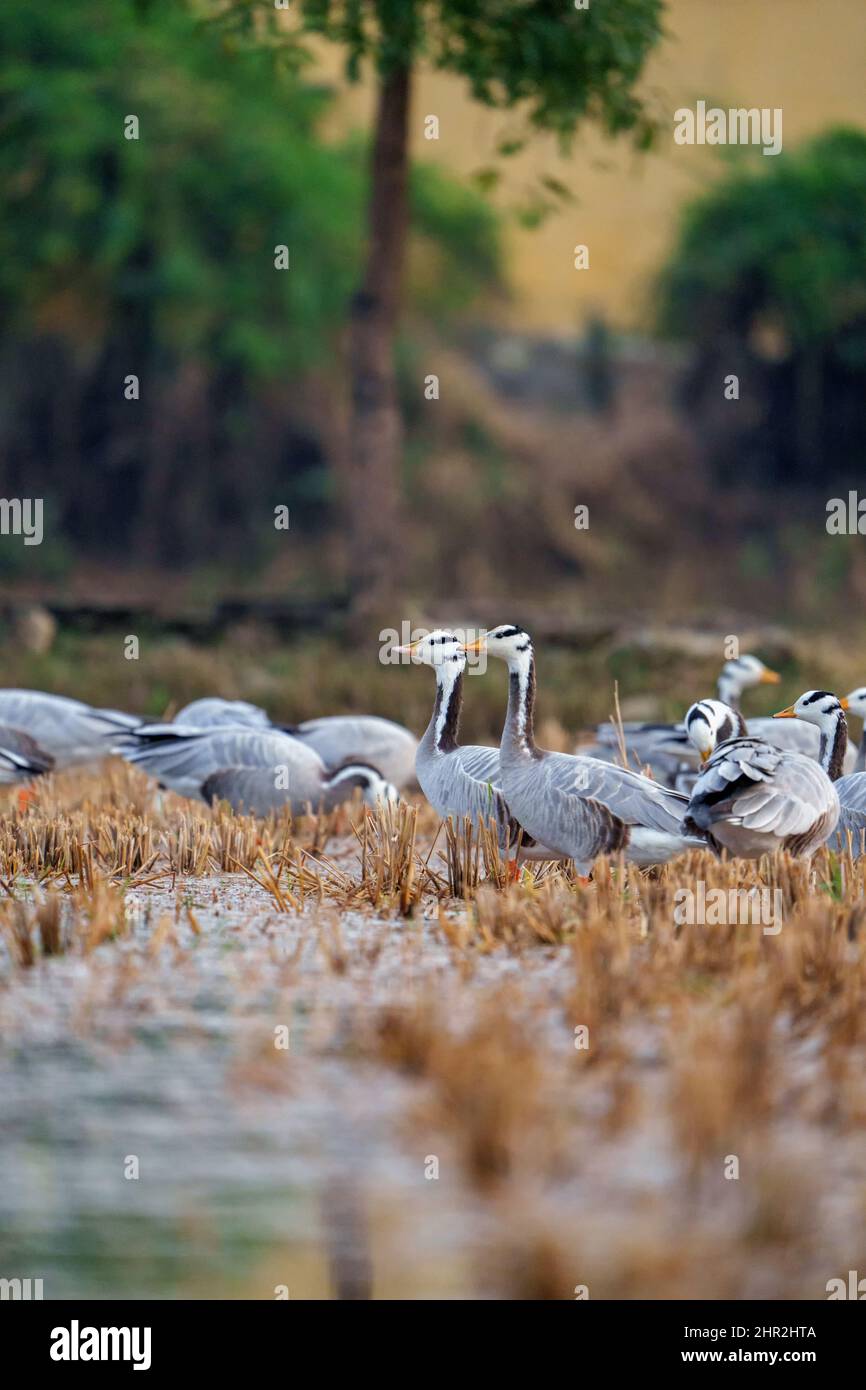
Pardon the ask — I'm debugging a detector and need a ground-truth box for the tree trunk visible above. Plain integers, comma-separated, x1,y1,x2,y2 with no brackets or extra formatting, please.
345,63,411,635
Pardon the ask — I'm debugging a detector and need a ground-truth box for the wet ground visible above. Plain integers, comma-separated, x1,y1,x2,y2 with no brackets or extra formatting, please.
1,872,476,1298
3,830,866,1300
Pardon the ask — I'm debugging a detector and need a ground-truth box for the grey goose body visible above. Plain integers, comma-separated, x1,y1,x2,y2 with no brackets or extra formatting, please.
175,699,417,789
115,722,395,814
469,625,702,875
683,692,845,859
0,690,140,767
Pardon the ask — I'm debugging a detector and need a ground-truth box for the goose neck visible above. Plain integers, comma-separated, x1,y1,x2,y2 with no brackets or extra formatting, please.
422,660,464,755
819,712,848,782
503,650,538,760
716,676,741,712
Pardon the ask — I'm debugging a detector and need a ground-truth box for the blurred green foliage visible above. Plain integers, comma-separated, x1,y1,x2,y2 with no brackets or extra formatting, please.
659,128,866,354
1,1,356,376
658,128,866,487
300,0,663,143
0,0,503,571
0,0,501,376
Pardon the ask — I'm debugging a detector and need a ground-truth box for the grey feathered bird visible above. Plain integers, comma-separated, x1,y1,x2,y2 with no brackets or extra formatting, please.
0,690,141,766
467,625,702,874
393,629,561,864
175,698,417,789
115,723,396,814
683,690,842,858
588,654,856,785
773,690,866,859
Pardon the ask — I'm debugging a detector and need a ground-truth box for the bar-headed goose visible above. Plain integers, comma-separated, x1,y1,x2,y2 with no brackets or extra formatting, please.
175,699,417,789
0,691,141,766
683,691,841,859
466,625,702,874
587,654,781,782
683,699,747,762
589,655,855,784
774,691,866,858
115,723,396,814
716,655,781,710
393,629,562,865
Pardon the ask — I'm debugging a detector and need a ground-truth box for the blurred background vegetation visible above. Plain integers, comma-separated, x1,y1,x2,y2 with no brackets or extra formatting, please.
2,0,866,724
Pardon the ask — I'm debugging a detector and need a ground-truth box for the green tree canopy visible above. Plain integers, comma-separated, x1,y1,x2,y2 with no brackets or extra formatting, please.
658,127,866,486
659,127,866,361
0,0,501,378
0,0,503,569
302,0,663,142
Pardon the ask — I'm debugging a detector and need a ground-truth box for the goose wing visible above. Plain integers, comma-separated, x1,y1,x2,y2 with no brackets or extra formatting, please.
572,754,689,833
746,716,857,772
0,691,140,764
0,724,55,783
418,742,516,839
832,773,866,856
118,725,323,801
686,739,834,838
530,752,689,840
450,744,501,786
287,716,418,788
175,699,271,730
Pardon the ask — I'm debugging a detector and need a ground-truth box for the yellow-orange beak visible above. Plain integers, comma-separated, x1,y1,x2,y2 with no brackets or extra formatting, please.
700,749,711,763
760,668,781,685
462,634,487,655
840,697,850,711
392,638,421,656
772,704,798,719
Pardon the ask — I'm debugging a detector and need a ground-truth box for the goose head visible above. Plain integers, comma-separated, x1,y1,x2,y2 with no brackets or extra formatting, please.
464,623,532,668
685,699,747,762
393,629,465,671
840,687,866,721
773,690,845,733
325,762,398,806
717,654,780,706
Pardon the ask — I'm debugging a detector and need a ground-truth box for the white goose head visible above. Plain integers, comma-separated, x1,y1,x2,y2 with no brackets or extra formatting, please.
717,654,780,706
467,623,532,667
684,699,747,763
841,687,866,721
393,629,465,672
773,689,845,732
326,762,399,806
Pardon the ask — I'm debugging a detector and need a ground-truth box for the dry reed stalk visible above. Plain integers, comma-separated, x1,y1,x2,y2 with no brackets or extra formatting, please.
611,679,629,769
235,847,300,913
1,901,37,966
351,801,426,913
443,815,484,898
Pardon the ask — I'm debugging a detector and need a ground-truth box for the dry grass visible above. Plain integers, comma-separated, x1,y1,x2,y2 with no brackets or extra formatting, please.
3,761,866,1298
0,878,128,965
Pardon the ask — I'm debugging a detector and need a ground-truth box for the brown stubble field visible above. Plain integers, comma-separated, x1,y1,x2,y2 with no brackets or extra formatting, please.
1,763,865,1300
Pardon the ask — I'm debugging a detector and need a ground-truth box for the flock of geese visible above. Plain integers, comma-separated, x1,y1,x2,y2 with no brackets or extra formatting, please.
1,626,866,872
398,627,866,870
0,690,409,813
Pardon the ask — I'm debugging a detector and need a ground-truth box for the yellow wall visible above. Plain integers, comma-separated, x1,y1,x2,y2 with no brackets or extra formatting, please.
308,0,866,331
